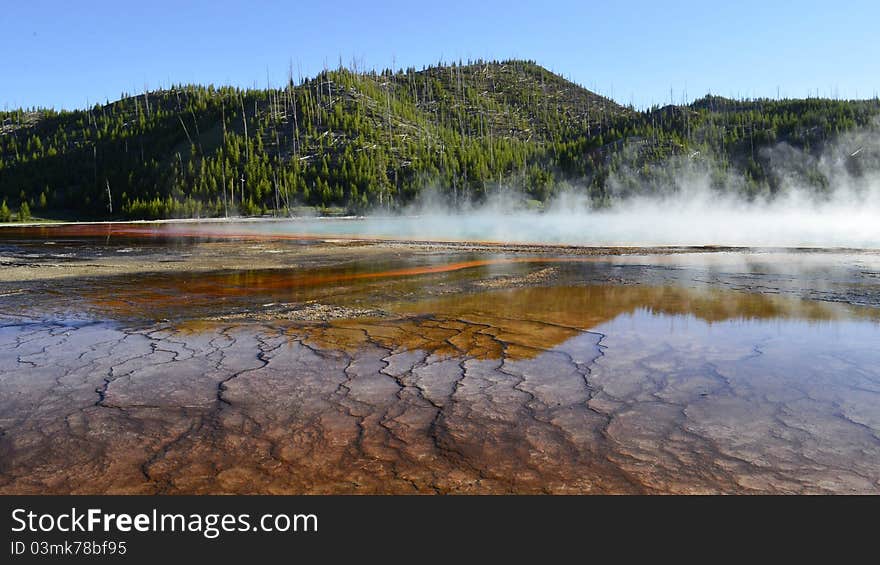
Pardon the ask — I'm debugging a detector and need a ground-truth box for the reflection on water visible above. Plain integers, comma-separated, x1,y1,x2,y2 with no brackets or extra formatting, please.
300,285,877,363
79,258,599,321
588,310,880,492
9,248,876,328
2,273,879,493
2,226,880,493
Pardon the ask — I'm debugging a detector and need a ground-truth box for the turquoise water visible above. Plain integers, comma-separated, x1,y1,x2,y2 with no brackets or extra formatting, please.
218,211,880,247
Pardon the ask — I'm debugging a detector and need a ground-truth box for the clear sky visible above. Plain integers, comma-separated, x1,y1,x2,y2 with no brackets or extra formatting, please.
3,0,879,111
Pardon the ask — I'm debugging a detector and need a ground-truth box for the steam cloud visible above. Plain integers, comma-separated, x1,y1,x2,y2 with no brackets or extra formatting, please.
242,124,880,248
403,123,880,248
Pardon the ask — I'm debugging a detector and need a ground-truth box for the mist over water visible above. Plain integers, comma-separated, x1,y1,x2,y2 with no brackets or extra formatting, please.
258,200,878,248
212,126,880,248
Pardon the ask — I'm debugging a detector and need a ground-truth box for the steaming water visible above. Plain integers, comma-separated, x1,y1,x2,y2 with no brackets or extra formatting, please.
247,129,880,248
230,205,880,248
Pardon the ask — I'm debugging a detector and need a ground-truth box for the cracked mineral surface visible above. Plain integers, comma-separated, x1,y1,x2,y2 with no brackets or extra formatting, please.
1,223,879,493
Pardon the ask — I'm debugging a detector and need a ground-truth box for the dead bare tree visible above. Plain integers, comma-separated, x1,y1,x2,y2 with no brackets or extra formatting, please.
143,85,151,118
288,60,300,156
239,92,249,161
221,103,229,217
177,115,194,147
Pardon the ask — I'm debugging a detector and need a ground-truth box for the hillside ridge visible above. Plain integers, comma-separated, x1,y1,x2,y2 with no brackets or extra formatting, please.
1,59,878,220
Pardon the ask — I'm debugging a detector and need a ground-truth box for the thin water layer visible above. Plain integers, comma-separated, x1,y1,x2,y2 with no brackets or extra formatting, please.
8,214,877,247
1,226,879,493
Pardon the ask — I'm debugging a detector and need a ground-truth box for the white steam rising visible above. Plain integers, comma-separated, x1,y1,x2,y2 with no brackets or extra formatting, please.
265,125,880,248
401,124,880,248
325,197,879,247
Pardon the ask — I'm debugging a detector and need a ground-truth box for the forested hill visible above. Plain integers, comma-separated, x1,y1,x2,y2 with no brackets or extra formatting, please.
1,59,879,221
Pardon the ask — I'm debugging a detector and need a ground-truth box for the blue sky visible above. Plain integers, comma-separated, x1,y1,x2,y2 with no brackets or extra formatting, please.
2,0,879,110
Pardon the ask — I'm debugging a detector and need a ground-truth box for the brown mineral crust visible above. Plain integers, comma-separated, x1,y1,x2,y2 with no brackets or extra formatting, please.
2,228,880,495
3,281,879,494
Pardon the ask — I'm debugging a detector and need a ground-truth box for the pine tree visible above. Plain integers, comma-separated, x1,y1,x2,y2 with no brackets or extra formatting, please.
17,201,31,222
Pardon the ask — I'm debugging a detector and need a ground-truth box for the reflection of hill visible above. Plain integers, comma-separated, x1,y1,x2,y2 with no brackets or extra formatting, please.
401,284,874,325
308,285,877,362
83,258,599,319
76,244,879,362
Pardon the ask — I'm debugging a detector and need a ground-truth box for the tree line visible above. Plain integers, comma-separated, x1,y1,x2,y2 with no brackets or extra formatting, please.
1,59,878,220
